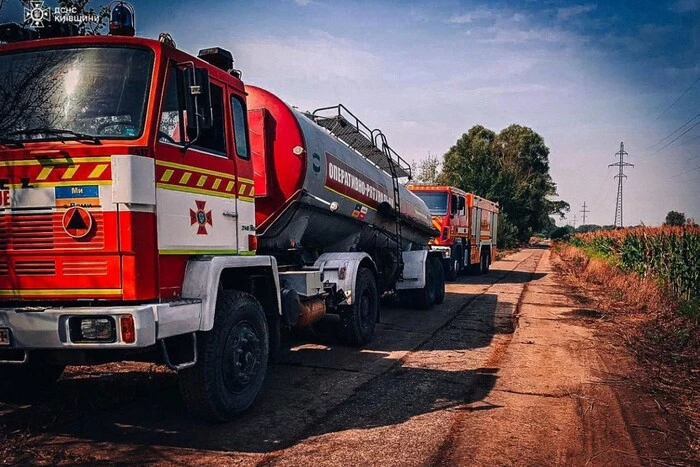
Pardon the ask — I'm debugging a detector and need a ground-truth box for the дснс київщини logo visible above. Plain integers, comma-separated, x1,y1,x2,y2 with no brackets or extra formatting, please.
24,1,50,28
24,0,102,28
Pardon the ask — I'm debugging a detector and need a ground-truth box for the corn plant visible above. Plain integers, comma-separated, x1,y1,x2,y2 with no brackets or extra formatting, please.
573,226,700,303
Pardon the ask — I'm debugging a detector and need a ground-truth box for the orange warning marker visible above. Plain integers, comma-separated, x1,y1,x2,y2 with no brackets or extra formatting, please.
62,207,93,238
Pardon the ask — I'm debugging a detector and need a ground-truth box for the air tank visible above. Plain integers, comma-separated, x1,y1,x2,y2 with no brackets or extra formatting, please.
246,86,436,258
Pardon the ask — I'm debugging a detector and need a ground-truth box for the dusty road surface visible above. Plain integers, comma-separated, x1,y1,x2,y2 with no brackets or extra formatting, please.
0,247,689,466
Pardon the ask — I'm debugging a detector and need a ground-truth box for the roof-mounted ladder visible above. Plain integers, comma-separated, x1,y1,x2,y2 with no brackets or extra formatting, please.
309,104,407,278
309,105,412,179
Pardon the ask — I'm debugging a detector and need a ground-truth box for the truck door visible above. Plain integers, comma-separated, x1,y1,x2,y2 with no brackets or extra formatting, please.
154,65,239,257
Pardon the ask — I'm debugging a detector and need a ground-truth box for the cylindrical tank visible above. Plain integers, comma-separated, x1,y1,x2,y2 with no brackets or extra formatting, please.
246,86,436,257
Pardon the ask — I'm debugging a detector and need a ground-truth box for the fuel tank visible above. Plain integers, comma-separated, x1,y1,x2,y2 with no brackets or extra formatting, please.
246,86,436,256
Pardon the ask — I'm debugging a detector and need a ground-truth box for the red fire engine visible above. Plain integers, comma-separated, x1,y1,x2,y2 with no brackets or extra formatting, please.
0,9,445,421
408,185,499,280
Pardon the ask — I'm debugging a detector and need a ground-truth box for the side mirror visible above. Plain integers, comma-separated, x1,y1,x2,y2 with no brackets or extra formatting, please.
180,67,213,131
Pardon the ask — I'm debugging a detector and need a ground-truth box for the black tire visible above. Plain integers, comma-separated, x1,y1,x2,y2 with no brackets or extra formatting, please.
413,255,438,309
445,257,458,282
0,360,65,398
470,251,484,275
179,290,269,422
432,256,446,305
338,268,378,347
483,251,491,274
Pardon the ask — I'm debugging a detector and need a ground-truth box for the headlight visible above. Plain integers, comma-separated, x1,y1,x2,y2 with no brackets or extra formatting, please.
69,316,116,343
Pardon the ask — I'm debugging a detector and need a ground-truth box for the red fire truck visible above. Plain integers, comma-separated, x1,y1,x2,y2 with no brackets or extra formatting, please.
0,15,445,421
408,185,499,280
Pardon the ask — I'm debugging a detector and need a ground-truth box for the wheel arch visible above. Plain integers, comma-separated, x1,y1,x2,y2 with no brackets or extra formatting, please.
182,256,282,332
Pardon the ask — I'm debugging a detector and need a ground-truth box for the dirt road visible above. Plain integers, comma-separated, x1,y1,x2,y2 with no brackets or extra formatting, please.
0,247,689,465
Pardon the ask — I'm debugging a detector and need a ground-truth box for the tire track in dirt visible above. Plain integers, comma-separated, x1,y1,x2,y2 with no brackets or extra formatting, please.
427,249,545,467
257,249,546,467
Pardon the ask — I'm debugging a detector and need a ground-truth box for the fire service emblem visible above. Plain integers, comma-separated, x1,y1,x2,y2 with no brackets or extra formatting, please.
190,200,212,235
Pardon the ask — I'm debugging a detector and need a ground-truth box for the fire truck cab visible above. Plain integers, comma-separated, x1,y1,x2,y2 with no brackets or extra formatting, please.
0,33,285,420
409,185,499,280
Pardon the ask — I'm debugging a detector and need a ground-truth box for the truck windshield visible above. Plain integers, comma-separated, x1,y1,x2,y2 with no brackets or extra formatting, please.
414,191,449,215
0,46,153,141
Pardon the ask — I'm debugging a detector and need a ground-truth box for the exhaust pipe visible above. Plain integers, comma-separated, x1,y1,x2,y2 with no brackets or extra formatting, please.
296,298,326,328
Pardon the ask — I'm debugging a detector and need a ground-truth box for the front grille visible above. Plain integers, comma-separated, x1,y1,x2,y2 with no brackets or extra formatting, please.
14,260,56,276
63,260,109,276
0,212,104,251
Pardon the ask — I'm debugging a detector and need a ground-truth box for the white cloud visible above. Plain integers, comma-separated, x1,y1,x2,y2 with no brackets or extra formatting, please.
670,0,699,12
446,8,494,24
556,4,597,21
478,26,573,44
234,31,380,84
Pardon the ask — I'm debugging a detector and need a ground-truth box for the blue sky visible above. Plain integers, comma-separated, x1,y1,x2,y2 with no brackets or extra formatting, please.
1,0,699,225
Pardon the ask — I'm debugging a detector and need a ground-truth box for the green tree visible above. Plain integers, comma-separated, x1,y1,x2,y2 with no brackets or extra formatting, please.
411,153,441,185
438,124,569,245
664,211,686,226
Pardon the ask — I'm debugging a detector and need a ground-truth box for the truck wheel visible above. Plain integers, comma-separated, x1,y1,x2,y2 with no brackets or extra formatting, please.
432,256,446,305
0,361,65,397
413,256,438,309
470,252,484,275
445,257,458,281
483,251,491,274
338,268,378,347
179,290,269,422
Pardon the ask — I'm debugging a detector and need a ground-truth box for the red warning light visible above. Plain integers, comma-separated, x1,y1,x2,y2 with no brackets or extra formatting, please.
62,207,93,238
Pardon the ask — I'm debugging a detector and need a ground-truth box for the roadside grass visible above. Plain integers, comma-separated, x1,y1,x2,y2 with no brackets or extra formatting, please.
553,236,699,458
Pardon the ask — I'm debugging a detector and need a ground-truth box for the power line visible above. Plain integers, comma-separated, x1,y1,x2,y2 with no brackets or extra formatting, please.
648,118,700,157
646,112,700,152
655,74,700,120
609,142,633,227
669,164,700,179
580,201,589,225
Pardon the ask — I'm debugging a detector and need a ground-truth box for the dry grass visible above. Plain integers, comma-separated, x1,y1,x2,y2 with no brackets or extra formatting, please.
553,243,700,458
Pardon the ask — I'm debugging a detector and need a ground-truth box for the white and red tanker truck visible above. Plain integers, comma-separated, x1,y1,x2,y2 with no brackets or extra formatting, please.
0,22,445,420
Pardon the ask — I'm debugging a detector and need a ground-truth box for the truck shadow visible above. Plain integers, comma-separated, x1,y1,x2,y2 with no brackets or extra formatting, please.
0,289,517,461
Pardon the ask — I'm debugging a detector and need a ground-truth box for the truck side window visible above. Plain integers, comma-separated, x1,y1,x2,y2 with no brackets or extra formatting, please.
194,83,226,155
159,66,184,144
231,95,250,159
157,67,226,156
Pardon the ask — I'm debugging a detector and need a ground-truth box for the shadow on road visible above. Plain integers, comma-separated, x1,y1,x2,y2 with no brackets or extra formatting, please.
0,259,546,462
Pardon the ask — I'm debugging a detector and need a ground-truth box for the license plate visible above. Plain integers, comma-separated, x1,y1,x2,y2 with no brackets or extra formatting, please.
0,328,10,346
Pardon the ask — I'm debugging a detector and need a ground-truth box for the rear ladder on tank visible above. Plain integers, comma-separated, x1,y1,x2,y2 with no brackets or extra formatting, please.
309,105,411,278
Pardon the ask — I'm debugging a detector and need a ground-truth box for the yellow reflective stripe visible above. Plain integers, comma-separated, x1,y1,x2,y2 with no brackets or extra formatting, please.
179,172,191,184
159,249,239,255
225,181,235,192
61,165,80,180
156,182,235,199
239,196,255,203
248,185,255,196
238,177,254,184
0,288,121,297
212,178,221,190
36,167,53,180
240,250,256,256
161,168,174,182
196,175,208,187
155,160,235,180
88,164,109,179
238,184,247,195
0,157,111,167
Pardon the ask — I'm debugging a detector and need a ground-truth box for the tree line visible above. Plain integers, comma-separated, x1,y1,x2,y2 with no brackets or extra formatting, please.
412,124,569,247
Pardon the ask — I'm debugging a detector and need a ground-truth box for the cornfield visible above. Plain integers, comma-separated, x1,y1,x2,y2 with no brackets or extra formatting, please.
570,226,700,303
